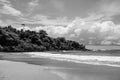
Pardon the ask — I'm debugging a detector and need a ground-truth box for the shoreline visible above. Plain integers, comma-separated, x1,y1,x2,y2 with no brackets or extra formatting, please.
0,56,120,80
1,52,120,68
26,52,120,67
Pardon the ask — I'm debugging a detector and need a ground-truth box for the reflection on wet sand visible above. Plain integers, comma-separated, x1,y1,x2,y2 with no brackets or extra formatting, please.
47,68,120,80
45,63,120,80
0,60,120,80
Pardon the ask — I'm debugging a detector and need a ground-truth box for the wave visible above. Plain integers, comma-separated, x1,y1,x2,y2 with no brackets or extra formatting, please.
25,52,120,67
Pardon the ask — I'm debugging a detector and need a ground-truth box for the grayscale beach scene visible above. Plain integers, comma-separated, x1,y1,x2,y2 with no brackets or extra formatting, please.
0,0,120,80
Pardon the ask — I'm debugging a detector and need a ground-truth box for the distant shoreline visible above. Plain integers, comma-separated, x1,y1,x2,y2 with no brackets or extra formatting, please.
87,44,120,46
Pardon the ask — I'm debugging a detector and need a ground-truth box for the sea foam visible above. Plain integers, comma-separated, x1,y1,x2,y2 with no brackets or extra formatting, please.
25,52,120,67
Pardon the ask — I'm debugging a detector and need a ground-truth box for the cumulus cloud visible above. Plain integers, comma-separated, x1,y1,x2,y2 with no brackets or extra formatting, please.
65,18,120,45
33,25,68,36
20,15,120,45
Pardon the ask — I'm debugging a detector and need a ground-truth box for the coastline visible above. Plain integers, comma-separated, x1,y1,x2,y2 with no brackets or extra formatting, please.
24,52,120,67
0,53,120,80
1,51,120,67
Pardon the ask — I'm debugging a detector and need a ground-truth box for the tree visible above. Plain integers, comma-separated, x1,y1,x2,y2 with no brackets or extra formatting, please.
39,30,48,38
0,26,87,52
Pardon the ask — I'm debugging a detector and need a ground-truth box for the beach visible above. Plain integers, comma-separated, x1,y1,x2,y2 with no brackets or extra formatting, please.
0,52,120,80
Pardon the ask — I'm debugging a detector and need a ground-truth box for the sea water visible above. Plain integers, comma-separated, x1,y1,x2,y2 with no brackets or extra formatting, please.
26,51,120,67
86,45,120,51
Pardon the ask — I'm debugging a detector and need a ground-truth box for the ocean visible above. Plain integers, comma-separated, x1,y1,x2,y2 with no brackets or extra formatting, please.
1,46,120,80
86,45,120,51
26,51,120,67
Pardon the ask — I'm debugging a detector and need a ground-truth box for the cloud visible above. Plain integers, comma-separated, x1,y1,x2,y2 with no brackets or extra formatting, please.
12,11,120,45
33,25,67,37
0,0,10,4
32,14,48,21
0,0,22,17
64,17,120,44
27,0,39,15
20,15,120,45
17,15,71,26
0,0,119,45
0,4,22,16
39,17,70,26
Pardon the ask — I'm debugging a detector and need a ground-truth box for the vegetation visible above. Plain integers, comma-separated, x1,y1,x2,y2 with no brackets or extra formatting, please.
0,25,87,52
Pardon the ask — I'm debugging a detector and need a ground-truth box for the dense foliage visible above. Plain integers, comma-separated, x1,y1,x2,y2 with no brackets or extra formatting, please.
0,25,87,52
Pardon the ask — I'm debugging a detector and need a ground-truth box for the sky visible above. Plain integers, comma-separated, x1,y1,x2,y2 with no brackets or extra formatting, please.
1,0,120,45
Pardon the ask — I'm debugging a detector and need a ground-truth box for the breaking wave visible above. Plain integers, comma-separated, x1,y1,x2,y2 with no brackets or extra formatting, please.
25,52,120,67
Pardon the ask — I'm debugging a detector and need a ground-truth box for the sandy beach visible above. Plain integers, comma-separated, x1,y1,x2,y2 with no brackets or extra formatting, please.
0,60,120,80
0,52,120,80
1,0,120,79
0,60,64,80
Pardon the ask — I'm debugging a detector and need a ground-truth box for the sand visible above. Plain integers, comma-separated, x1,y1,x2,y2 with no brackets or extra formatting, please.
0,60,63,80
0,52,120,80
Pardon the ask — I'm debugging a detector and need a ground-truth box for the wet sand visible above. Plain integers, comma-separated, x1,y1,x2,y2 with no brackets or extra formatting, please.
0,56,120,80
0,60,64,80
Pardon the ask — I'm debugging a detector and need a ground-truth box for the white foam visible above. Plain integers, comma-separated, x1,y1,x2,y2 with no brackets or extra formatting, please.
25,52,120,67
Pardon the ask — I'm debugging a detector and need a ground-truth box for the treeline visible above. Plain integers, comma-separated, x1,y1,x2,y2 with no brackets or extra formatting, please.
0,25,87,52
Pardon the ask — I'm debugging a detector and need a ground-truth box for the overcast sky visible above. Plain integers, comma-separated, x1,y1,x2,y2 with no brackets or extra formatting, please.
1,0,120,44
